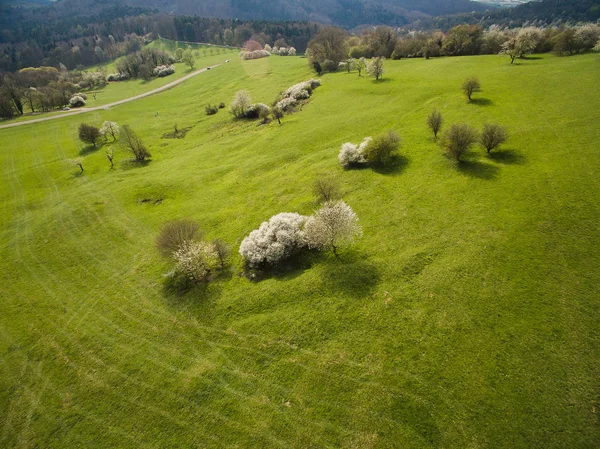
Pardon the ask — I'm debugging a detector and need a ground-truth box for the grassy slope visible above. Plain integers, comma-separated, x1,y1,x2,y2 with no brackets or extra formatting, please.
1,53,599,448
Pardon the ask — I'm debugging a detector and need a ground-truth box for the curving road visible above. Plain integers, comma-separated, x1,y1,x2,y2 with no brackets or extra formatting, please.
0,64,219,130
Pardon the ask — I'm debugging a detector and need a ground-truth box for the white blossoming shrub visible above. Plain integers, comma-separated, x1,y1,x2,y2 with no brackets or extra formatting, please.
275,79,321,111
304,200,362,256
100,121,119,140
289,47,297,56
338,137,371,168
153,64,176,77
172,240,220,283
69,95,86,108
240,50,271,60
245,103,271,119
239,213,308,267
264,44,273,53
275,96,297,112
106,72,130,82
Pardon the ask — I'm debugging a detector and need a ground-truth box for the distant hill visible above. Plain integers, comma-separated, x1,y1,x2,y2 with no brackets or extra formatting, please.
45,0,491,28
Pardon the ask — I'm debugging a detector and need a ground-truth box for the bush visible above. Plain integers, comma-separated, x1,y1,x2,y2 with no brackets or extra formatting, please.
304,200,362,257
239,213,308,267
78,123,101,147
338,137,370,168
481,123,508,154
240,50,271,60
69,95,86,108
427,109,443,139
100,121,119,141
367,57,385,80
462,77,481,101
441,123,478,161
362,131,400,166
121,125,151,162
245,103,270,119
172,240,220,283
218,102,225,109
156,219,202,258
230,90,252,118
205,104,219,115
153,65,175,77
107,73,130,82
313,177,342,204
275,79,321,112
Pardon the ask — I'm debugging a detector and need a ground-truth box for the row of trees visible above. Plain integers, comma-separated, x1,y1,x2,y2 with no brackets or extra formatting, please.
306,23,600,70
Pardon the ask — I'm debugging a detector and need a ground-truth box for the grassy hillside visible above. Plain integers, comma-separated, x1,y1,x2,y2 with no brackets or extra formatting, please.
1,52,599,448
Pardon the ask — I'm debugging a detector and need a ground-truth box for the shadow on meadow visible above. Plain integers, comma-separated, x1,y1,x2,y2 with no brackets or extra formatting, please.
372,154,410,175
317,250,380,299
79,143,102,156
373,78,392,84
488,149,526,165
457,159,500,180
470,97,493,107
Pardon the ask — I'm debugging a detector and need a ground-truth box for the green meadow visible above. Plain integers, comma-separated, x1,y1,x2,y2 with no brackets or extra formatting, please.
1,51,599,448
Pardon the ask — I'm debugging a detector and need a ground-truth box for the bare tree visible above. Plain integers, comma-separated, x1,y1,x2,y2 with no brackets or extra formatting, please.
156,219,203,258
69,157,84,173
462,77,481,101
304,200,362,258
427,109,443,139
313,177,342,204
441,123,478,161
212,239,231,269
481,123,508,154
78,123,102,147
121,125,150,162
105,148,115,169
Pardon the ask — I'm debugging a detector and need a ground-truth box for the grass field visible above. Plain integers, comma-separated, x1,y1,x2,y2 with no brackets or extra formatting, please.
1,51,599,448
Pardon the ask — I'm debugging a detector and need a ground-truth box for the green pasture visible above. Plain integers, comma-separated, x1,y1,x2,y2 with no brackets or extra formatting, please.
1,51,599,448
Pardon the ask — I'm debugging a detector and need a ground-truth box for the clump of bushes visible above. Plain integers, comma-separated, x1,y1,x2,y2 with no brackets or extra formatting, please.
69,95,86,108
440,123,479,161
266,45,297,56
239,201,362,270
218,102,225,109
107,73,130,82
239,213,308,268
245,103,271,120
338,131,400,168
240,50,271,60
157,219,230,285
205,104,219,115
275,79,321,112
152,64,176,77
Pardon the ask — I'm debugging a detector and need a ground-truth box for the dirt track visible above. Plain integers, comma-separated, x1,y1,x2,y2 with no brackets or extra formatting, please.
0,65,219,130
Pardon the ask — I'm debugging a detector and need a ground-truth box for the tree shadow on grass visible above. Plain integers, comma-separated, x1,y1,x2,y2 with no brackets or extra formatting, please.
372,154,410,175
120,159,151,170
487,149,526,165
161,274,223,321
373,78,392,84
470,97,493,106
318,250,380,299
457,159,500,180
79,144,102,156
243,250,320,283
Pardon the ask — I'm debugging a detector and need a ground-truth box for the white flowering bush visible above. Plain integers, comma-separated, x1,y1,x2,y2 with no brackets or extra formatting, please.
240,50,271,60
153,64,175,77
304,200,362,257
264,44,273,53
275,96,298,112
338,137,371,168
245,103,271,119
106,72,130,82
172,240,220,283
100,121,119,141
275,79,321,111
69,95,86,108
289,47,297,56
239,213,308,267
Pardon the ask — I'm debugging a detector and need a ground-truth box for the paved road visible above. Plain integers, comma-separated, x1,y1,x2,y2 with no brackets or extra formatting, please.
0,64,219,130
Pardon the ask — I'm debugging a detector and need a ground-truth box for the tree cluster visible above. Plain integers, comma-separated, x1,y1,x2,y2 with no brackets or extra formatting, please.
338,131,400,169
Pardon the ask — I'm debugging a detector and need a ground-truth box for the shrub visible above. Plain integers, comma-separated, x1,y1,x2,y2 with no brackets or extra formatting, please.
441,123,478,161
275,79,321,112
313,177,342,204
69,95,86,108
481,123,508,154
304,200,362,257
172,240,219,283
322,59,338,72
230,90,252,118
240,50,271,60
153,65,175,77
362,131,400,166
367,57,385,80
239,212,308,267
462,77,481,101
338,137,370,168
272,105,284,125
100,121,119,141
245,103,270,119
218,102,225,109
156,219,202,258
78,123,101,147
121,125,151,162
212,239,231,269
427,109,443,139
205,104,219,115
107,73,130,82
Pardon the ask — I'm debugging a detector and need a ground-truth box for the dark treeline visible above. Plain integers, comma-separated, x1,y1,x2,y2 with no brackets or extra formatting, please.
0,11,318,72
412,0,600,32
